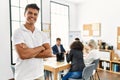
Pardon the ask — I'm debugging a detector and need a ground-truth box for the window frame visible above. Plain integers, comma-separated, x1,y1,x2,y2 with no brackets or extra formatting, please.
50,1,70,49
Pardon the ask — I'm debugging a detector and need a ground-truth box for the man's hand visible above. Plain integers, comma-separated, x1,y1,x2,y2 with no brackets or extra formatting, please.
39,46,45,52
35,43,53,58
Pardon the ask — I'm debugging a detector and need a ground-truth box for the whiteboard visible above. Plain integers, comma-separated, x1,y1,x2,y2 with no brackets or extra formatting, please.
69,31,81,45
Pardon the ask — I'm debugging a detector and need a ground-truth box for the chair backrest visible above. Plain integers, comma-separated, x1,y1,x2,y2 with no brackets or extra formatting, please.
68,64,95,80
92,58,100,70
82,63,95,80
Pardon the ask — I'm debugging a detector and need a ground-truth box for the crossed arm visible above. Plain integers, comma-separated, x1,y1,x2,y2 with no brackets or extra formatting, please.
15,43,53,60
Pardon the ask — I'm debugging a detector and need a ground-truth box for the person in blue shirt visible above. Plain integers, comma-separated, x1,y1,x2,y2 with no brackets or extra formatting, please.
52,38,66,55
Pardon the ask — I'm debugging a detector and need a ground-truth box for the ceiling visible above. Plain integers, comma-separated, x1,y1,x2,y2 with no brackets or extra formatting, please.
66,0,84,3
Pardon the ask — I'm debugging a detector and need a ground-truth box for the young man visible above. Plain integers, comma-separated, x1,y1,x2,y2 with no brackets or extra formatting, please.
52,38,66,79
52,38,66,55
13,3,52,80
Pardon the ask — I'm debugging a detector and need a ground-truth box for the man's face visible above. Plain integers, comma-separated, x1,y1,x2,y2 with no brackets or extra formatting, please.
56,40,61,46
24,8,39,25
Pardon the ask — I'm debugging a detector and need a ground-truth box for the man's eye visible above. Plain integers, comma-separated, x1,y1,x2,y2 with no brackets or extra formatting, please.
28,12,32,14
34,13,38,16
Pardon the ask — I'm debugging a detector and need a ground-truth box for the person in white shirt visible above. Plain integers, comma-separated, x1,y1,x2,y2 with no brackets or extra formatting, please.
84,39,99,66
13,3,52,80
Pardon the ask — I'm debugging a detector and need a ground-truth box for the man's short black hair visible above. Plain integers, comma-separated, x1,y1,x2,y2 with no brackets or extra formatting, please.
75,37,80,41
24,3,40,13
56,38,61,41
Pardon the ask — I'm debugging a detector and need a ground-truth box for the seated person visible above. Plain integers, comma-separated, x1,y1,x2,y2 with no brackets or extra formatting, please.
83,42,89,59
52,38,66,78
62,41,85,80
52,37,66,55
75,37,80,41
84,39,100,66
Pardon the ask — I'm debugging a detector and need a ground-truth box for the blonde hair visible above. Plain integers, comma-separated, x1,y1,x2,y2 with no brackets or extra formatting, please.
88,39,97,49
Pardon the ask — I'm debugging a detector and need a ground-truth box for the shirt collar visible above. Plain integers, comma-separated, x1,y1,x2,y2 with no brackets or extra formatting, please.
21,24,39,32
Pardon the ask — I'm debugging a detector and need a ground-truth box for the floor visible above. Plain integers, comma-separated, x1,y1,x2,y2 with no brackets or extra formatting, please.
45,70,120,80
94,70,120,80
10,69,120,80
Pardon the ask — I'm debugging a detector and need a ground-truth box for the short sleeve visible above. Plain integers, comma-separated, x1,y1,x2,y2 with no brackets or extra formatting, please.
12,29,25,45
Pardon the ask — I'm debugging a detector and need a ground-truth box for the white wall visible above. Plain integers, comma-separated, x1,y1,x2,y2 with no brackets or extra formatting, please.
77,0,120,55
0,0,13,80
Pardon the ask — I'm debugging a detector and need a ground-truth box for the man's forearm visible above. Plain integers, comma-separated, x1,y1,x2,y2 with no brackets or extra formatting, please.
16,43,45,59
35,49,52,58
21,46,44,59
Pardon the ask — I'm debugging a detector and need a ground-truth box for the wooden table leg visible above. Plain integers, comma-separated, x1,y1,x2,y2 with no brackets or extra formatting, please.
53,69,58,80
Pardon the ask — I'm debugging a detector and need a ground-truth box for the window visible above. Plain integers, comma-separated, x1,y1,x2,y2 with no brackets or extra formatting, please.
10,0,42,65
50,1,69,50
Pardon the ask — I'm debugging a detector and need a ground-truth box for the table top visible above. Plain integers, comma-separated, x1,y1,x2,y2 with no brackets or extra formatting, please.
44,57,70,68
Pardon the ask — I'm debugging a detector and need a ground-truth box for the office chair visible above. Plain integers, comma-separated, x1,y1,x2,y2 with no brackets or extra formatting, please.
92,58,100,80
9,65,15,80
69,64,95,80
11,65,15,76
